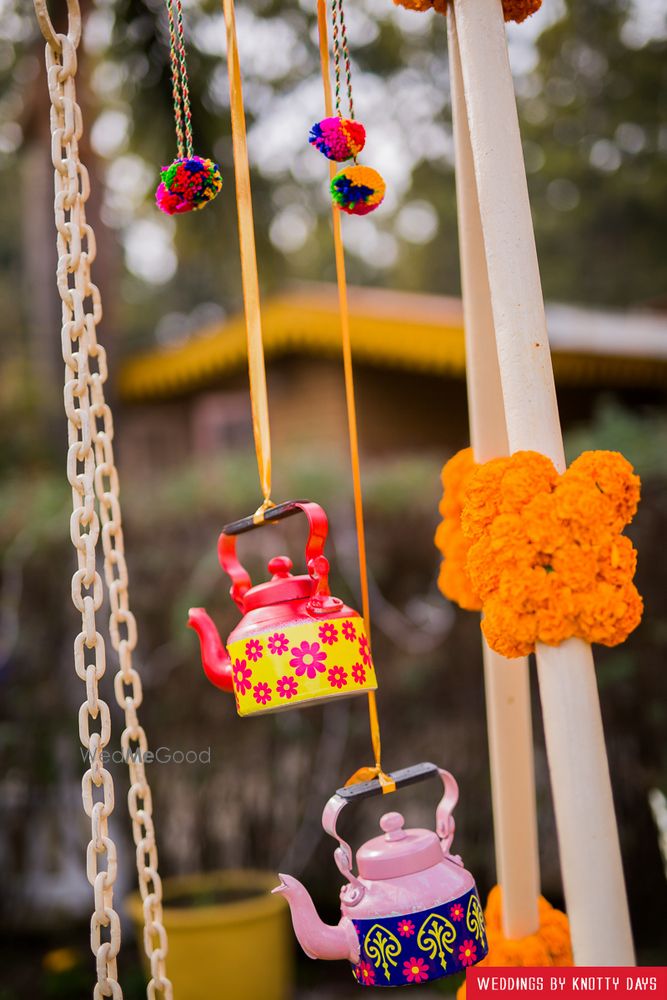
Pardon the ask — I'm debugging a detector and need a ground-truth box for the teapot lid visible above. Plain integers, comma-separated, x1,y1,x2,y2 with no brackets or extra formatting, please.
356,812,443,881
242,556,313,611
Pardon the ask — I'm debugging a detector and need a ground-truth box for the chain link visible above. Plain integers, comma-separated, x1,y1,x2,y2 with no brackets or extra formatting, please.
36,0,172,995
45,27,122,995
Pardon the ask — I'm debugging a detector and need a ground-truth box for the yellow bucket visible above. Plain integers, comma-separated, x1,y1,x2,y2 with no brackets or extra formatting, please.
125,869,294,1000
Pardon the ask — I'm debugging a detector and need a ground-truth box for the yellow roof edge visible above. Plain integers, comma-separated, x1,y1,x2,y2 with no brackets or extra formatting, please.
118,287,667,401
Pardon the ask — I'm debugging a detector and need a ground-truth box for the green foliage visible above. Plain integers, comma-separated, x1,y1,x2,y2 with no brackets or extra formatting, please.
522,0,667,305
1,0,665,375
564,398,667,477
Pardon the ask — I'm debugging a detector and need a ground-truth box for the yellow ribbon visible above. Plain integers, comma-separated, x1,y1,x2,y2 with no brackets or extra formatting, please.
317,0,395,796
222,0,272,508
222,0,393,792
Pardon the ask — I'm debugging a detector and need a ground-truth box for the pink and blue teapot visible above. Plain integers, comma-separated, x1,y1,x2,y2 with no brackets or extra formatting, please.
275,762,488,987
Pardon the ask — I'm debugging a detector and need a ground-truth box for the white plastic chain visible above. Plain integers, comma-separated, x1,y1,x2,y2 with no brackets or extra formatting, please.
35,1,172,997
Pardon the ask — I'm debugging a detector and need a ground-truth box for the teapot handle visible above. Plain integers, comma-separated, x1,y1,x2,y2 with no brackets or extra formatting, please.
435,768,459,854
218,500,329,612
321,794,366,904
322,762,461,895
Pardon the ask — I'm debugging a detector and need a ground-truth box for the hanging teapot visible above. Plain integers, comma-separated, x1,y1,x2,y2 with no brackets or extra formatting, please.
188,500,378,716
275,762,488,987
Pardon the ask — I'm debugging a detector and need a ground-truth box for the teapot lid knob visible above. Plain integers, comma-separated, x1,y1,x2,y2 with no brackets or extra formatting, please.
268,555,293,579
380,811,406,841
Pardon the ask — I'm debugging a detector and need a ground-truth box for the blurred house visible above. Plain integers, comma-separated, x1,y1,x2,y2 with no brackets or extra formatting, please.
117,284,667,474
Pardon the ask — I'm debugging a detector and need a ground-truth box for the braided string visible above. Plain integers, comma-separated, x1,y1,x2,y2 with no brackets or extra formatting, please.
330,0,342,118
165,0,193,158
165,0,185,156
337,0,355,120
174,0,194,158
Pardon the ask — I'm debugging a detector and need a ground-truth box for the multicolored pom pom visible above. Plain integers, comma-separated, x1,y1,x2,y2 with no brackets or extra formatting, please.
330,165,386,216
309,116,366,161
156,156,222,216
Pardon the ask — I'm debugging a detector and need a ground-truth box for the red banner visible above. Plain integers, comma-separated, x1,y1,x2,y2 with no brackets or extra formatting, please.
466,967,666,999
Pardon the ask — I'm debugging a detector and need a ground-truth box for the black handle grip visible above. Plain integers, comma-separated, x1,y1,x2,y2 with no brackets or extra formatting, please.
336,762,440,802
222,500,314,537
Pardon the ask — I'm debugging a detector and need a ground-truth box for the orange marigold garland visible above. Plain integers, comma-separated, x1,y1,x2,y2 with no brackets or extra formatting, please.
435,447,482,611
391,0,540,23
456,886,573,1000
436,449,643,659
499,0,542,23
392,0,448,14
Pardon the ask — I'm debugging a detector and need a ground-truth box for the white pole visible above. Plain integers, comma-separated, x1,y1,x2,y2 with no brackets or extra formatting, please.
483,648,541,939
536,639,635,964
452,0,635,964
448,9,540,940
452,0,563,468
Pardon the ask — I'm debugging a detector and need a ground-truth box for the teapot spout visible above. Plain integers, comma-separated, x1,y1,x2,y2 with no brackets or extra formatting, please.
273,874,359,963
187,608,233,693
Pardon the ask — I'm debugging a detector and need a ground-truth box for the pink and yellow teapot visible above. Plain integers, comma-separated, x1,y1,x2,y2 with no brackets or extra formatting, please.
188,500,378,716
275,762,488,987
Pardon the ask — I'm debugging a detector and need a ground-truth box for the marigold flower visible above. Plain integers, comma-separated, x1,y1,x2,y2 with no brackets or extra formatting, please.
523,492,563,555
438,534,482,610
535,593,576,648
500,0,543,23
481,597,536,659
437,448,642,658
540,909,574,965
497,451,558,514
435,448,483,610
568,451,640,528
460,457,507,542
392,0,541,22
466,539,501,602
487,513,531,568
596,534,637,586
550,542,598,592
392,0,448,15
553,478,618,542
577,583,643,647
